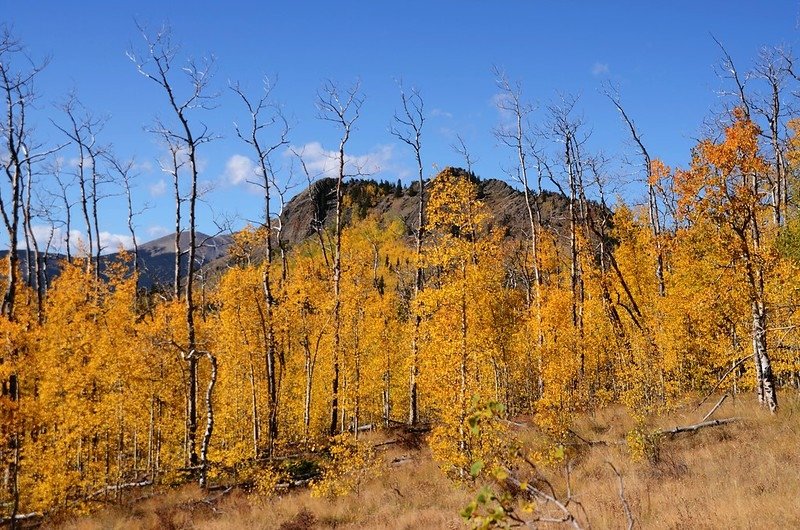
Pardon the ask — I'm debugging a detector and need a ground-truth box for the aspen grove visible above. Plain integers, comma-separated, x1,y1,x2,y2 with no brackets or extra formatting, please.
4,25,800,523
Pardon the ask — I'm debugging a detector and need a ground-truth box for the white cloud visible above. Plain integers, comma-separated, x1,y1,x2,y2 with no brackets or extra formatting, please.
491,91,517,127
490,91,512,109
147,225,170,238
134,160,154,173
99,231,134,252
285,141,399,179
149,178,167,197
592,62,610,76
29,224,62,249
431,108,453,119
21,225,83,254
224,154,259,186
67,156,95,169
22,225,135,255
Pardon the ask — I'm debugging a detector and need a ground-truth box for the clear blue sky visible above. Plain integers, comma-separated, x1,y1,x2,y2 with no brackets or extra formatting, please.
3,1,800,249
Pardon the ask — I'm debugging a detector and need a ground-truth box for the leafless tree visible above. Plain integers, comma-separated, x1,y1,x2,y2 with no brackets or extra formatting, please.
583,155,635,361
493,68,549,398
105,154,142,284
292,146,331,268
271,165,296,283
231,76,290,457
20,143,51,321
34,180,63,315
20,153,34,290
316,79,364,435
751,46,791,226
604,82,666,296
154,135,187,298
129,22,218,480
0,28,51,320
53,95,109,278
712,34,751,119
0,27,55,529
50,159,75,262
389,82,425,425
548,95,587,343
451,133,477,175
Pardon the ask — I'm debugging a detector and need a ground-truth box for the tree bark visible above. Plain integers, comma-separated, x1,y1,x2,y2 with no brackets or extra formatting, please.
316,80,362,435
390,86,425,426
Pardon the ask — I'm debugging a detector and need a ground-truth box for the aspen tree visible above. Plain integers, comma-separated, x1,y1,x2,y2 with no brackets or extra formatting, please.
751,47,789,226
605,85,667,296
232,78,290,457
105,156,141,284
0,31,52,527
0,28,49,319
315,80,364,435
493,69,546,399
53,96,108,278
129,23,218,475
546,97,587,376
675,109,778,411
389,84,425,425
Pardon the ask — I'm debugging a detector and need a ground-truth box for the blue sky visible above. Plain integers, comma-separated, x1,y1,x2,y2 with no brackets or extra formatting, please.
3,1,800,250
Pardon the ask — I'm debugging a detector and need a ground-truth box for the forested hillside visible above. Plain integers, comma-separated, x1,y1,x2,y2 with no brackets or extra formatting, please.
2,22,800,529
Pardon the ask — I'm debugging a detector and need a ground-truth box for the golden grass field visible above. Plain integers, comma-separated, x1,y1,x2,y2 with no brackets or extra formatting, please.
47,393,800,529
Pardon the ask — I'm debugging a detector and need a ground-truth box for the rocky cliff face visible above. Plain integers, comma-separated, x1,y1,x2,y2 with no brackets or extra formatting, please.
276,169,580,249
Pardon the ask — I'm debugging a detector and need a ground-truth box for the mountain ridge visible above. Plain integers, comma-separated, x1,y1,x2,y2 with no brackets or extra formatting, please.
2,169,593,289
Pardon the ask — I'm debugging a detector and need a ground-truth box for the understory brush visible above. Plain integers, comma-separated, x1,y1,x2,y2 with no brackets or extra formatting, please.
51,394,800,529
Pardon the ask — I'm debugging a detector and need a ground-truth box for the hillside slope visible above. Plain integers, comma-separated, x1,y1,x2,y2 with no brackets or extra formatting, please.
277,171,578,248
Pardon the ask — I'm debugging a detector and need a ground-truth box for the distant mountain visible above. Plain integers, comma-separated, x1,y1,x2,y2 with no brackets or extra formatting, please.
132,231,233,289
2,168,597,290
0,231,233,290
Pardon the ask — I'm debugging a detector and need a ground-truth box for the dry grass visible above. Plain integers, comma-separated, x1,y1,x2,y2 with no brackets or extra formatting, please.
48,393,800,529
49,437,470,530
565,393,800,529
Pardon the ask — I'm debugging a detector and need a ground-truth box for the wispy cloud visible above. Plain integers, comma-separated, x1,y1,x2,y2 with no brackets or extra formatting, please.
224,154,258,185
431,108,453,119
98,231,135,252
67,156,95,169
132,159,154,173
146,225,170,238
491,91,516,126
24,225,134,255
149,178,167,197
223,154,263,194
591,62,610,76
285,141,405,179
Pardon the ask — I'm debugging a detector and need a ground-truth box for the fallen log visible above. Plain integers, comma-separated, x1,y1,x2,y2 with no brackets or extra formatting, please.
275,478,313,490
372,439,400,448
87,480,153,500
700,393,728,423
0,511,42,526
661,417,739,436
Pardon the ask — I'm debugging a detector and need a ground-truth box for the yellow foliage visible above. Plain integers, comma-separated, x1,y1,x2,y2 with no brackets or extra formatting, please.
310,434,382,498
